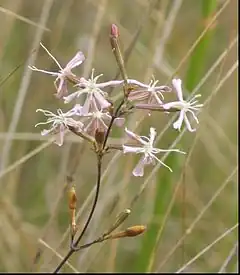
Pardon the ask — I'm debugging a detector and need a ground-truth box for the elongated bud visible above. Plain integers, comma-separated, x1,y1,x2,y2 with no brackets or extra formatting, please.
109,24,128,83
104,209,131,236
107,225,146,240
125,225,146,237
68,186,77,210
68,186,77,238
111,24,119,38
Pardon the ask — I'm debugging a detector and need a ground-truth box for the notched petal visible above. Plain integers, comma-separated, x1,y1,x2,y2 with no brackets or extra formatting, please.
66,51,85,70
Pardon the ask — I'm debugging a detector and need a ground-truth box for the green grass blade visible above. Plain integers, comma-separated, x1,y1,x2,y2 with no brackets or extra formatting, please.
185,0,217,91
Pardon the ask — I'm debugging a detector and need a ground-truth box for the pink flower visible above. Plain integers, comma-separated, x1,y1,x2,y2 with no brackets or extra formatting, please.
63,69,112,114
128,78,171,105
82,108,124,136
35,108,83,146
29,43,85,98
122,128,185,177
162,79,203,132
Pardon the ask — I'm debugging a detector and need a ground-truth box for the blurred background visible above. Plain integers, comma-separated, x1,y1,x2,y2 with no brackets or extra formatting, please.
0,0,238,273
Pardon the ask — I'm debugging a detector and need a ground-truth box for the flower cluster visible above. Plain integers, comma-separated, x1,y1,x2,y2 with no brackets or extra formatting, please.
30,42,203,176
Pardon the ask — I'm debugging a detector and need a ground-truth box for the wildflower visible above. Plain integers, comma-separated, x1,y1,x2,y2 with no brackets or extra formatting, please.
81,102,124,136
35,108,83,146
29,43,85,98
63,69,113,114
162,79,203,132
127,78,171,105
122,128,185,177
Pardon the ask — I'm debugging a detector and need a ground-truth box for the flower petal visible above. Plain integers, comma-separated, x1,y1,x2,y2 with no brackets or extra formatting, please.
172,78,183,101
82,93,93,115
149,127,156,145
128,90,150,102
65,51,85,70
63,91,79,104
162,101,184,110
184,115,196,132
173,110,185,131
124,128,146,144
132,156,146,177
67,104,83,116
55,124,66,146
93,91,111,110
55,77,68,98
122,145,143,154
41,129,52,136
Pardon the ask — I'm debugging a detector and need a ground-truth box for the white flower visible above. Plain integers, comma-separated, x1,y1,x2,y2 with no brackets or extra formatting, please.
63,69,112,114
128,78,171,105
122,127,185,177
163,79,203,132
29,43,85,98
35,108,83,146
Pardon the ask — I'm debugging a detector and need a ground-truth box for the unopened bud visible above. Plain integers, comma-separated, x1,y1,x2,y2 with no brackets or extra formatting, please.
125,225,146,237
107,225,146,240
68,186,77,210
104,209,131,236
111,24,119,38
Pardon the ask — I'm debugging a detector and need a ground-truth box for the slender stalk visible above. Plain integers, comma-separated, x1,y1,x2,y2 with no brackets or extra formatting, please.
72,156,102,249
53,155,102,273
102,98,125,149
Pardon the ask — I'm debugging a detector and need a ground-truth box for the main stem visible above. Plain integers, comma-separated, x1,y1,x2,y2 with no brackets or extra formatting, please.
54,24,128,273
53,156,102,273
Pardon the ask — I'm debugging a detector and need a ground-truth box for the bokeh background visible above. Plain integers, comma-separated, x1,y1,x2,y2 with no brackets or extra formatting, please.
0,0,238,273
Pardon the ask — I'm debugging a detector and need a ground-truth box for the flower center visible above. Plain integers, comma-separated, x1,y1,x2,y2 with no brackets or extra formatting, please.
93,111,103,118
143,143,153,155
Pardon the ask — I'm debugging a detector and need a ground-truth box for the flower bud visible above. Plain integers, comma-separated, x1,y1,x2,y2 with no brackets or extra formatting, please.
68,186,77,210
107,225,146,240
125,225,146,237
111,24,119,38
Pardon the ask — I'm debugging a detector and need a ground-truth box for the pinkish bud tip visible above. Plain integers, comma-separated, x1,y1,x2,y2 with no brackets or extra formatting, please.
111,24,119,37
